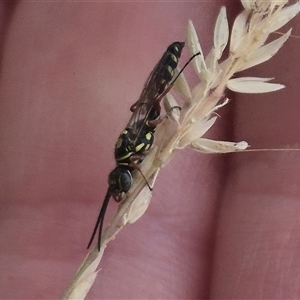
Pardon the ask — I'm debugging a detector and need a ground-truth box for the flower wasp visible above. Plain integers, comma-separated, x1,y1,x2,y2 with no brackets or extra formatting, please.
87,42,200,251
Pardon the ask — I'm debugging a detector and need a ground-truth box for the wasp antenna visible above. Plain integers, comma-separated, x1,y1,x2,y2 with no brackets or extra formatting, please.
87,188,112,251
172,51,201,83
97,189,112,251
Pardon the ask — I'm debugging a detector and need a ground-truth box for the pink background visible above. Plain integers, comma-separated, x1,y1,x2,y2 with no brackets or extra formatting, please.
0,1,300,299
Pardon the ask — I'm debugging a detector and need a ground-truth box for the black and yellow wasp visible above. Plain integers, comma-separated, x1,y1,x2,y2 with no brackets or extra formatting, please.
88,41,199,251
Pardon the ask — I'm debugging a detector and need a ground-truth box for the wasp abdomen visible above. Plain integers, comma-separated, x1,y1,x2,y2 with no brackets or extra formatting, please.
156,42,184,95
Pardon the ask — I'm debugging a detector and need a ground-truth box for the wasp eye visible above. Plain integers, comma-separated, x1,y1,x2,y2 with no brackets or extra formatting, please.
119,170,132,193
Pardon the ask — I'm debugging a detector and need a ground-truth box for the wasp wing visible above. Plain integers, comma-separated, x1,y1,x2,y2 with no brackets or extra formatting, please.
126,42,185,143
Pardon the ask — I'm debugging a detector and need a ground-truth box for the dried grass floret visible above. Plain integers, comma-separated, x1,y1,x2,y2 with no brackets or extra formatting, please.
214,6,229,60
227,77,285,93
187,20,207,79
191,139,249,153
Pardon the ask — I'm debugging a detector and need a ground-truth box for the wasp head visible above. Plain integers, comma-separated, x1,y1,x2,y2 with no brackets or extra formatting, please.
108,166,133,201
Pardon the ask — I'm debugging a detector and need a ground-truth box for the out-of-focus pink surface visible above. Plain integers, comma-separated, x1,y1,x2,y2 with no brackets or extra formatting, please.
0,2,300,299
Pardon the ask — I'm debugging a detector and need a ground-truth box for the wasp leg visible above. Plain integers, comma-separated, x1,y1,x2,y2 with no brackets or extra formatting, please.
130,102,138,113
147,117,162,127
144,102,162,128
147,105,182,128
129,154,153,191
